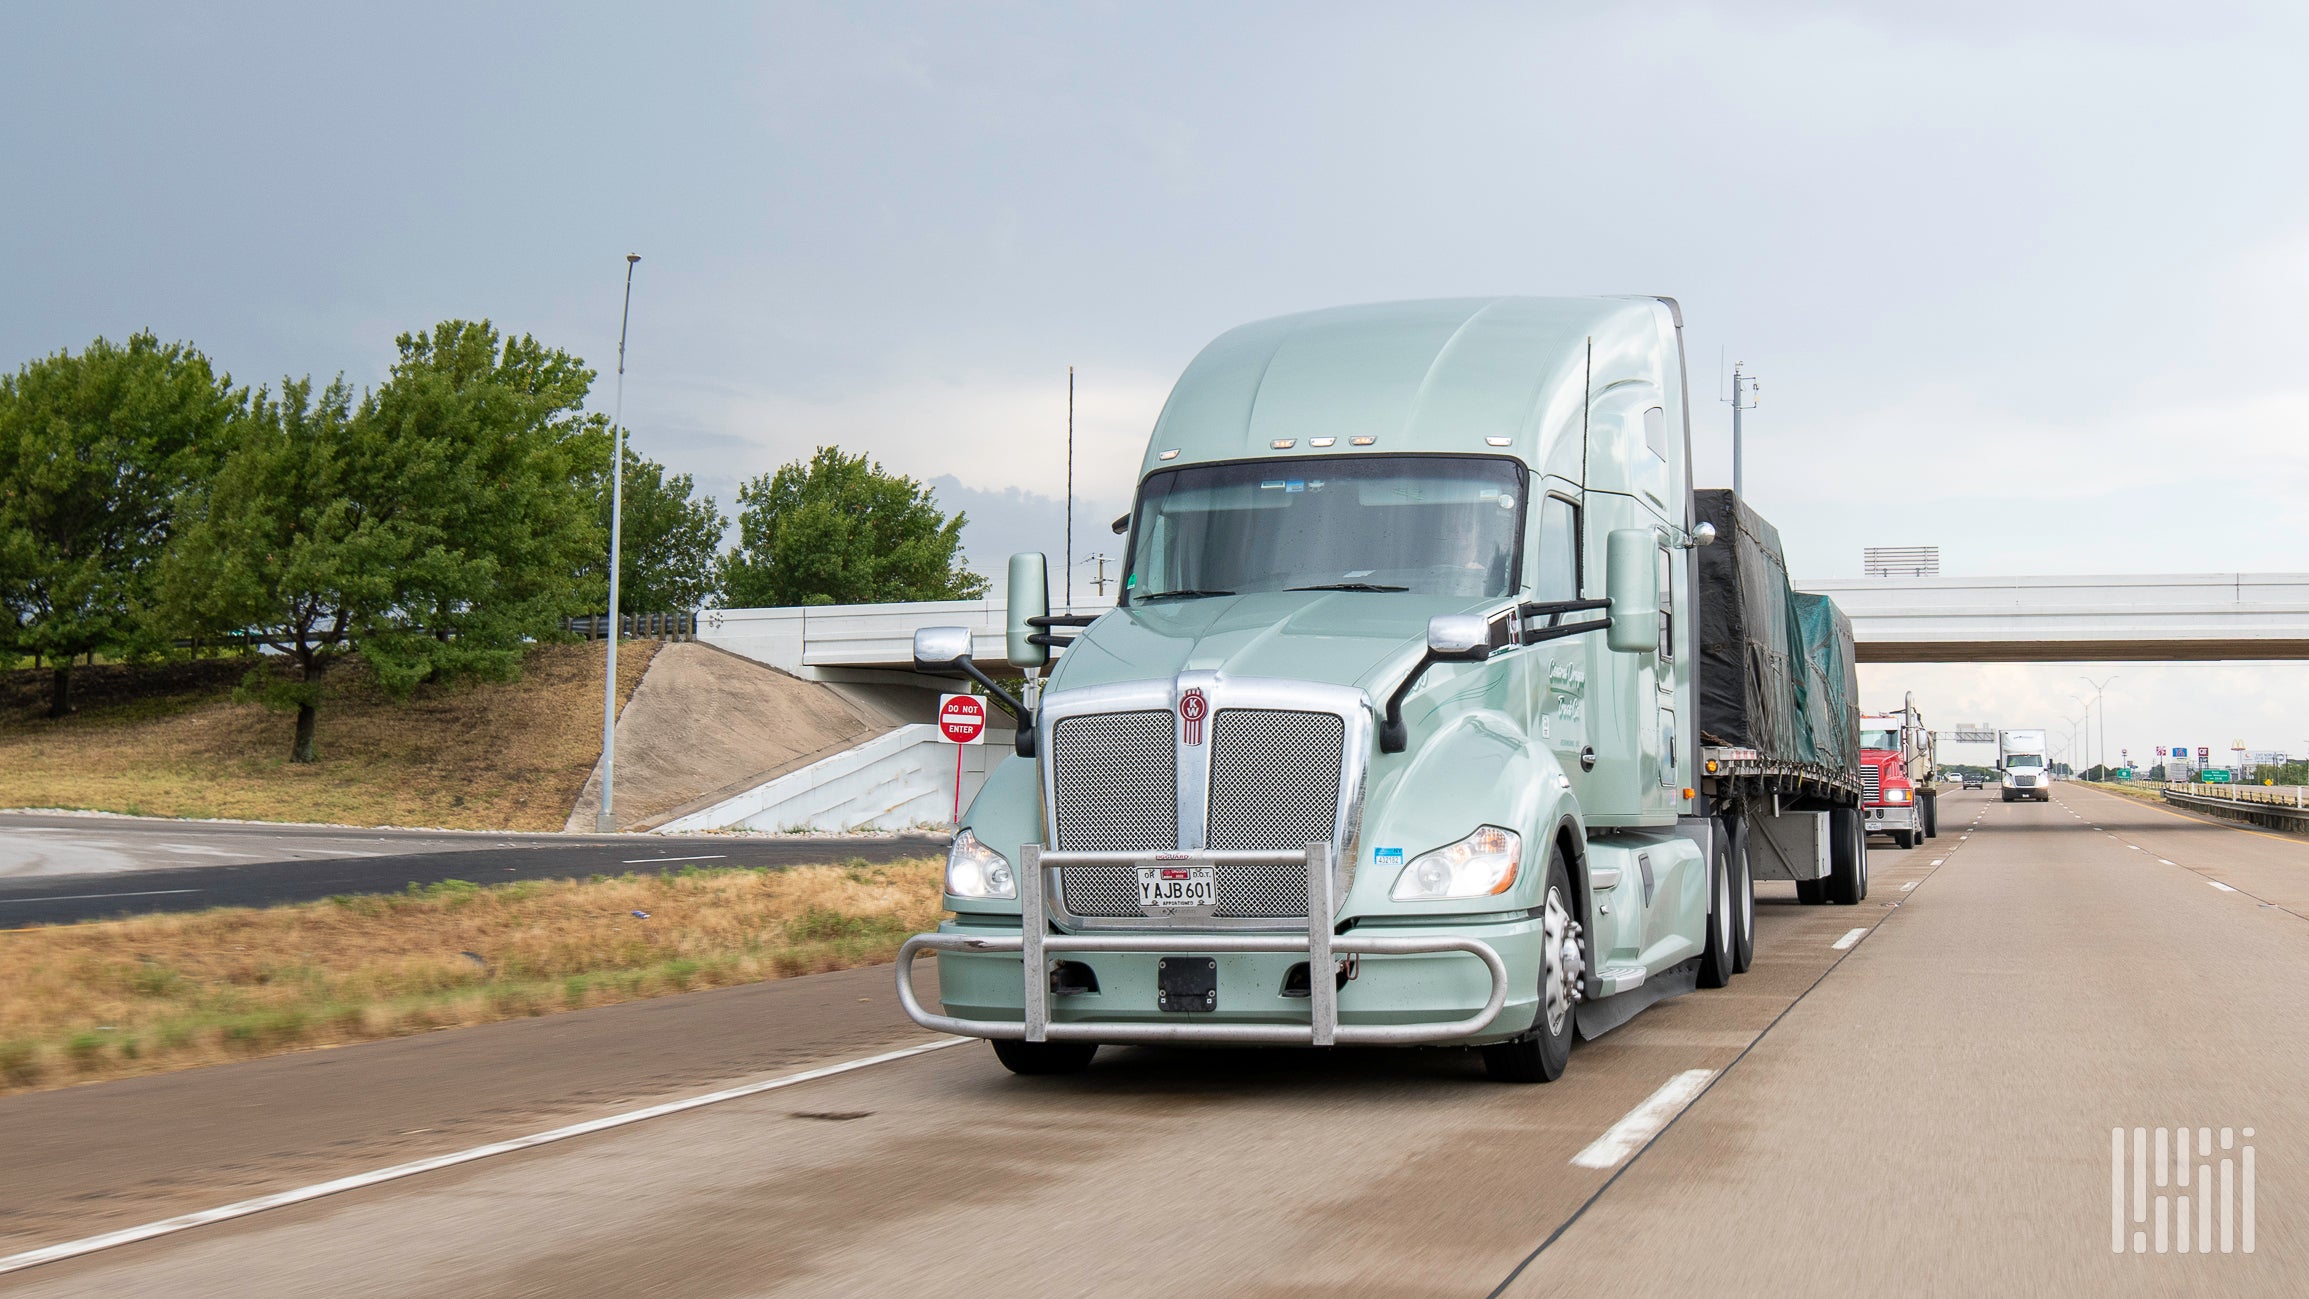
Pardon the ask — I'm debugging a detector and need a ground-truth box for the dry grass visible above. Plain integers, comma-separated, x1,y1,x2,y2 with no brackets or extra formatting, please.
0,858,944,1095
0,641,658,830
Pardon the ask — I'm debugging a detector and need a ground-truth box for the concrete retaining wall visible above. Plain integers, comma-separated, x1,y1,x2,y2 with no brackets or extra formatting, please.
653,724,1014,834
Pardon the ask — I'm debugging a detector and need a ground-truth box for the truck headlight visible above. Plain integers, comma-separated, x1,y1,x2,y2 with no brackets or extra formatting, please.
1885,788,1910,803
1391,826,1521,901
946,829,1016,899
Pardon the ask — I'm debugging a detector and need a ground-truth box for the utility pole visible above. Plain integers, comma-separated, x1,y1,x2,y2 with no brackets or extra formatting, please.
596,254,640,834
1727,363,1759,498
1065,365,1075,612
1082,553,1110,597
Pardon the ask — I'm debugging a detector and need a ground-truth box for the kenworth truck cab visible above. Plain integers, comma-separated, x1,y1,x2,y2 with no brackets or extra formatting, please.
897,297,1862,1083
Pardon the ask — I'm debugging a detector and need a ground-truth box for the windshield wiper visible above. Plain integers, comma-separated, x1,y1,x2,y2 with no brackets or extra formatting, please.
1286,582,1411,593
1134,588,1235,603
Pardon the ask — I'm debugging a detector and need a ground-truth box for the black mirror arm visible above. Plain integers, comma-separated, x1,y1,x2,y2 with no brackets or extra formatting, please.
925,658,1038,757
1380,644,1493,753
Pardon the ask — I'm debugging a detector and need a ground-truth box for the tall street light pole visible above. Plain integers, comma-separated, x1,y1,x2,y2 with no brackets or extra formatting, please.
2079,674,2117,777
597,254,641,834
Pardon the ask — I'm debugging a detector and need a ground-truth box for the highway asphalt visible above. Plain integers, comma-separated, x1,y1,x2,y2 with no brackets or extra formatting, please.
0,811,946,925
4,786,2303,1295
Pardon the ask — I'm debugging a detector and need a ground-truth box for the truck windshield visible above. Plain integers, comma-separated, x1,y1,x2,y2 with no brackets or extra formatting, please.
1861,729,1900,751
2007,755,2043,769
1122,455,1526,603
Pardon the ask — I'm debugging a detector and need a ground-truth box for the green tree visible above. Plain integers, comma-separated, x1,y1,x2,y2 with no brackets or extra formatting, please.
163,321,605,762
717,446,986,607
583,447,727,613
0,333,241,715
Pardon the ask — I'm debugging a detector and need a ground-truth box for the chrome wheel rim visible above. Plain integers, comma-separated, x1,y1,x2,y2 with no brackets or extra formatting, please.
1715,859,1733,952
1541,884,1583,1035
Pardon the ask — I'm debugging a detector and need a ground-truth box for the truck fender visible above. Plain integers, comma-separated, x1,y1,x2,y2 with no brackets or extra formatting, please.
1348,710,1585,918
946,752,1041,917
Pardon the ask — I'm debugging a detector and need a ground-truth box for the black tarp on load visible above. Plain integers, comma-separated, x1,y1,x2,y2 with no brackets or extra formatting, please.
1694,490,1800,757
1793,592,1861,772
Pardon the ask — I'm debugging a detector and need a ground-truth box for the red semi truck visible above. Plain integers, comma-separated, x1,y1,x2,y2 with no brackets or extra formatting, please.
1860,696,1938,848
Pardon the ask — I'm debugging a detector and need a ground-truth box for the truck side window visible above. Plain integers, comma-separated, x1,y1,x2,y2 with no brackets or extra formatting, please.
1536,495,1579,602
1656,544,1675,661
1643,406,1668,461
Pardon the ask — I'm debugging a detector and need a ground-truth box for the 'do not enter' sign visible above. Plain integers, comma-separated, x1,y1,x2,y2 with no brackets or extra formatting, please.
937,693,987,745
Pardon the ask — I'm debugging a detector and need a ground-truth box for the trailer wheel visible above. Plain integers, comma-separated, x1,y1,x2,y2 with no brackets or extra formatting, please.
1483,846,1578,1083
1698,833,1735,989
1921,793,1939,838
991,1039,1098,1076
1727,817,1754,973
1828,807,1867,904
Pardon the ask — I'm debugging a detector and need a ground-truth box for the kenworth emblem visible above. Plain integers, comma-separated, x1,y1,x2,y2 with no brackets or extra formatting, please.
1178,689,1209,745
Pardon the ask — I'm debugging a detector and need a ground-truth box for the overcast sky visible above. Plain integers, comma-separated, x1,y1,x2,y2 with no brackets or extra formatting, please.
6,2,2305,763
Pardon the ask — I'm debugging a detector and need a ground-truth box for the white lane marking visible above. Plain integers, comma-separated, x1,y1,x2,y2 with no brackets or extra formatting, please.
2128,845,2140,851
1902,882,1918,891
0,1036,970,1276
2208,881,2238,893
1832,927,1868,950
2,889,201,904
2158,859,2176,866
1930,859,1944,866
1571,1069,1716,1170
619,853,728,865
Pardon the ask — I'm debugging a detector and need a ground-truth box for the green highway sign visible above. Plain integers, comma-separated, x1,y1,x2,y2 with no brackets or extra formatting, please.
2115,768,2133,780
2201,768,2233,784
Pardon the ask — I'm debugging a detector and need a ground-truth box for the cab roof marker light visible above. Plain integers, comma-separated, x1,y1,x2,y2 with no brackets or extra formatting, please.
1270,439,1296,449
1309,437,1337,447
1350,436,1377,446
1485,436,1513,446
1157,449,1179,460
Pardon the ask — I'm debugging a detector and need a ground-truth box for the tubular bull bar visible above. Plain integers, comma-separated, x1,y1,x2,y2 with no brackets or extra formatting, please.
895,843,1512,1046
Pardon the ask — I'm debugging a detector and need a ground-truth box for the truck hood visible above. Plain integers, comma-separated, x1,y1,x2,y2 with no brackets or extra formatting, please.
1046,592,1492,699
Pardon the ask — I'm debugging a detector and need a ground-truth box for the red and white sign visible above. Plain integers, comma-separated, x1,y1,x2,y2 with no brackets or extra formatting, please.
937,693,988,745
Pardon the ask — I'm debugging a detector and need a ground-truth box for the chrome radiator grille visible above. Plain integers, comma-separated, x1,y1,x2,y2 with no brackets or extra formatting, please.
1208,710,1345,853
1050,711,1175,853
1058,861,1317,919
1861,767,1882,801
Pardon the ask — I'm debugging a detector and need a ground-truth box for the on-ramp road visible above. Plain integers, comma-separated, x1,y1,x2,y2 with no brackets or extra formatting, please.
3,786,2302,1295
0,811,945,925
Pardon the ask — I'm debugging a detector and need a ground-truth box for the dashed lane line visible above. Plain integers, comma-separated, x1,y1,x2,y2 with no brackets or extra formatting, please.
0,1036,972,1276
1569,1070,1717,1170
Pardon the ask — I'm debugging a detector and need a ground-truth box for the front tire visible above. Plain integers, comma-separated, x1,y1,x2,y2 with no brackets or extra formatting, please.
991,1039,1098,1076
1921,793,1939,838
1483,846,1580,1083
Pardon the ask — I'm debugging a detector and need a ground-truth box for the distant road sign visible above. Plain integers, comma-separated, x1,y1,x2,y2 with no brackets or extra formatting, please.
937,693,988,745
2202,768,2233,784
2198,746,2211,763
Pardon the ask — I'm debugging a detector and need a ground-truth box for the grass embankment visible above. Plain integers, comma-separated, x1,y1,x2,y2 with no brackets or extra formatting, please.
0,858,943,1096
0,641,656,829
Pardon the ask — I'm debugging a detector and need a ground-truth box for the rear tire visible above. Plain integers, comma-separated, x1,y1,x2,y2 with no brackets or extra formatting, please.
1828,807,1867,904
1727,817,1754,974
991,1039,1098,1076
1921,793,1939,838
1698,831,1735,989
1483,847,1579,1083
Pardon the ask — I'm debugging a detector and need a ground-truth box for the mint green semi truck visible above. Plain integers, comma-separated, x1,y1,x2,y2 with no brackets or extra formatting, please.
897,297,1867,1082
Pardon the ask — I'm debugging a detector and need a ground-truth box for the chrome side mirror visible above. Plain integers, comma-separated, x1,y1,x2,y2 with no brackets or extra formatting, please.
1425,613,1492,662
912,626,974,671
1690,521,1717,547
1006,552,1049,668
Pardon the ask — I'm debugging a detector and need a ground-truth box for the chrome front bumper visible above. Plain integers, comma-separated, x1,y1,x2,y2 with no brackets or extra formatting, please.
895,843,1511,1047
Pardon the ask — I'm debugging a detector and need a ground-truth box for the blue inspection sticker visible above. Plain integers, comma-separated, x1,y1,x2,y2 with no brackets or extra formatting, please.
1373,847,1403,868
1285,479,1305,493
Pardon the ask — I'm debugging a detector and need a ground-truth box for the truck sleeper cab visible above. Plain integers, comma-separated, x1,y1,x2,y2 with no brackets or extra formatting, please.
899,297,1824,1083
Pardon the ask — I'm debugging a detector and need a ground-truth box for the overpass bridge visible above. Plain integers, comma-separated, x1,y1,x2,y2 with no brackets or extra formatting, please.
698,572,2309,674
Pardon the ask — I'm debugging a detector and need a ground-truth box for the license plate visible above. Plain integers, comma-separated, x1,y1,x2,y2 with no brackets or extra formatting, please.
1137,864,1216,910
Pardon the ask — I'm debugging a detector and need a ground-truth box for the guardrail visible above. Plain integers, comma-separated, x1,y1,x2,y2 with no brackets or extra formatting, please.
565,611,697,641
2161,782,2309,830
894,843,1512,1046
